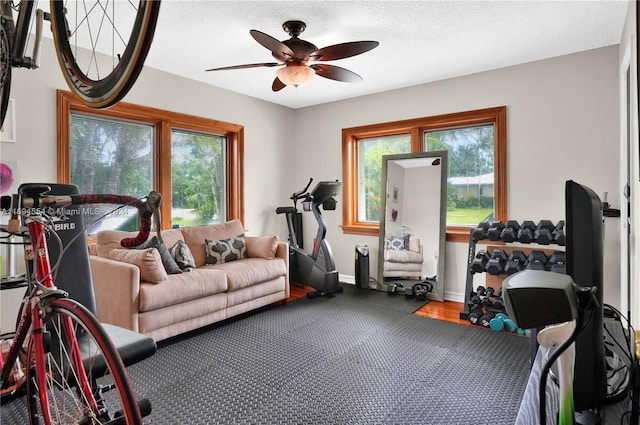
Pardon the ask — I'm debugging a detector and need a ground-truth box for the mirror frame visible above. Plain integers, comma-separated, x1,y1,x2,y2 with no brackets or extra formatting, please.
377,151,448,301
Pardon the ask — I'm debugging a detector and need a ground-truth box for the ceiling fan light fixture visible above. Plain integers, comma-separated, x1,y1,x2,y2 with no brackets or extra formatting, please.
277,62,315,87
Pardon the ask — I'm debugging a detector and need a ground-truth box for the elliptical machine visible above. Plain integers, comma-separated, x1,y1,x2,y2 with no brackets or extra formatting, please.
276,178,343,298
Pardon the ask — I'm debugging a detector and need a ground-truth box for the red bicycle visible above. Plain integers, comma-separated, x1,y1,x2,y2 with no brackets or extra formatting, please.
0,184,161,424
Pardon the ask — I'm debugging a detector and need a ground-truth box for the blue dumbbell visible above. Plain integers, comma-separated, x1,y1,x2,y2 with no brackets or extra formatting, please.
489,312,516,332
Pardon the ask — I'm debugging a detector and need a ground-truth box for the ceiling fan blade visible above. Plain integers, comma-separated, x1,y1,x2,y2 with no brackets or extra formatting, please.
310,41,379,61
272,77,286,92
311,64,363,83
250,29,295,61
205,62,281,71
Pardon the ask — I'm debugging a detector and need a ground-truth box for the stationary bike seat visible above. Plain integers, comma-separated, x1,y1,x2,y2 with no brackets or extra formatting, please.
276,206,296,214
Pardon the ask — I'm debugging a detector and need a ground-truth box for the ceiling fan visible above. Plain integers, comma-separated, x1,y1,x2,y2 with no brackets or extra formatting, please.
205,20,379,91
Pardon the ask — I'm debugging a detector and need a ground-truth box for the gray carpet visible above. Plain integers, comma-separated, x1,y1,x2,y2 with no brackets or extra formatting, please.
1,285,531,424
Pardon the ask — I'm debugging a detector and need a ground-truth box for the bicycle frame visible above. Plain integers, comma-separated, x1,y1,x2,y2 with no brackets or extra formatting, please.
0,0,44,70
0,218,98,423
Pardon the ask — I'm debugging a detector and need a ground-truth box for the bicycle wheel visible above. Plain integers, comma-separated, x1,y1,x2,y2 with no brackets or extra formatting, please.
49,0,160,109
0,21,11,128
25,298,143,424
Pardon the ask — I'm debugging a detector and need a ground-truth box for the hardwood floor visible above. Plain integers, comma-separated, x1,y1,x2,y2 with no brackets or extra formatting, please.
288,282,471,327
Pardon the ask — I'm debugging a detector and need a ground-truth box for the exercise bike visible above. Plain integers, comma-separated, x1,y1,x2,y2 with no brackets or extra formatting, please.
276,178,343,298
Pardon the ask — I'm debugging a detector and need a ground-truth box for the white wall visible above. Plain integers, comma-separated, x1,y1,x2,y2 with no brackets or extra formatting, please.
1,39,622,309
292,45,621,305
1,38,295,238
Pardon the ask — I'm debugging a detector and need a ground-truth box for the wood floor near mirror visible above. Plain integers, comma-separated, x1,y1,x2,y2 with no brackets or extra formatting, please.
288,282,471,327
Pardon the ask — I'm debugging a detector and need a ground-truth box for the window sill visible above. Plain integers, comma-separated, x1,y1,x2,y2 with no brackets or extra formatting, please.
342,223,475,244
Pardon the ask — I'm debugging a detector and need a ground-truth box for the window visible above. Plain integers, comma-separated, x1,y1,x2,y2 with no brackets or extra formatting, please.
425,125,496,226
171,129,226,226
57,90,244,231
358,134,411,222
342,106,506,242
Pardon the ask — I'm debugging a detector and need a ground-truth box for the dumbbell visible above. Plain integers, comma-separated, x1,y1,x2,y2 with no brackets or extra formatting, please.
486,221,505,241
470,285,489,305
549,251,566,274
500,220,521,243
553,220,566,246
471,220,490,242
480,287,496,307
517,220,536,243
413,283,430,300
479,310,496,327
489,312,517,332
534,220,555,245
485,250,508,275
492,296,505,310
526,250,548,271
504,250,527,275
387,282,402,295
470,250,490,274
468,305,484,325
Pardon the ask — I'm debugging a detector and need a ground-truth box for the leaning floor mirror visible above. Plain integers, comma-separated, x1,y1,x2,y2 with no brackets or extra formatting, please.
378,151,448,301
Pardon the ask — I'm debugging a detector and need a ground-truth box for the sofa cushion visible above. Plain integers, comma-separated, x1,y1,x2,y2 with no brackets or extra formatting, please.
109,248,168,283
138,236,182,274
138,268,228,312
171,240,196,271
181,220,244,267
210,257,287,291
205,234,246,265
245,235,278,259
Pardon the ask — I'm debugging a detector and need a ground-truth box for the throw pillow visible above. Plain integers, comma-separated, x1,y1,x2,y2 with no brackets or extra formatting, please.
388,234,410,251
245,235,278,259
137,236,182,274
205,234,246,265
109,248,168,283
171,240,196,271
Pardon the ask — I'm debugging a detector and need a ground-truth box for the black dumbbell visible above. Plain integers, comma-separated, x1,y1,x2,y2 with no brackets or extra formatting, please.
517,220,536,243
504,250,527,275
480,287,496,306
486,221,505,241
534,220,555,245
500,220,521,243
471,221,490,242
553,221,566,246
549,251,566,274
468,305,484,325
413,283,430,300
470,285,488,304
470,250,490,274
479,310,496,327
485,250,508,275
492,296,505,310
526,250,548,271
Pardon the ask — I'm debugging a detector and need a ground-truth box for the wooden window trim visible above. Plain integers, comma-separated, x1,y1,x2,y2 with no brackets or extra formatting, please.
342,106,506,242
56,90,244,229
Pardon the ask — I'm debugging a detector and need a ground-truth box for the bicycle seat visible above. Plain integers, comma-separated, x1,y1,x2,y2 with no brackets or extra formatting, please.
276,206,296,214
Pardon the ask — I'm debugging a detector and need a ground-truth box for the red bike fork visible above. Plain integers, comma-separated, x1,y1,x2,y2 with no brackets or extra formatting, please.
27,220,100,423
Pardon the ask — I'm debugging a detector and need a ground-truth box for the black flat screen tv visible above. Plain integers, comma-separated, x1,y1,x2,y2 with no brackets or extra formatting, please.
565,180,607,411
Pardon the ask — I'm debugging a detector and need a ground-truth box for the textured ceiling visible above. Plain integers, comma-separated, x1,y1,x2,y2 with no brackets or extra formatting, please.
142,1,629,109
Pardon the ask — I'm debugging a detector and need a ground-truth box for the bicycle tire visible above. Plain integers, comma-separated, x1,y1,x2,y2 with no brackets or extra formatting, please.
0,22,11,128
49,0,160,109
25,298,143,424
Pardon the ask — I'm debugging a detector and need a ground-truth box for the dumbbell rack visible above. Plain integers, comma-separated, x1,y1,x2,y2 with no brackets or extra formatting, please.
459,220,566,321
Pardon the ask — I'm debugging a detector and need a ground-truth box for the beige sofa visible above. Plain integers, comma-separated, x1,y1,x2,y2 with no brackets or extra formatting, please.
88,219,289,341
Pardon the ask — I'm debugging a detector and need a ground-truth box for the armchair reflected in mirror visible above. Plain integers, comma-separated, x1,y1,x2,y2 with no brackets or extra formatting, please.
378,151,448,301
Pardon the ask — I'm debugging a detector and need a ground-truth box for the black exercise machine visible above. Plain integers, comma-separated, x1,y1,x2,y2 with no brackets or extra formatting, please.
276,178,342,298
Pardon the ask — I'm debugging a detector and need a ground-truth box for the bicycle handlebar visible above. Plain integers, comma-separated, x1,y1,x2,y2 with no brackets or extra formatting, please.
0,190,162,248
